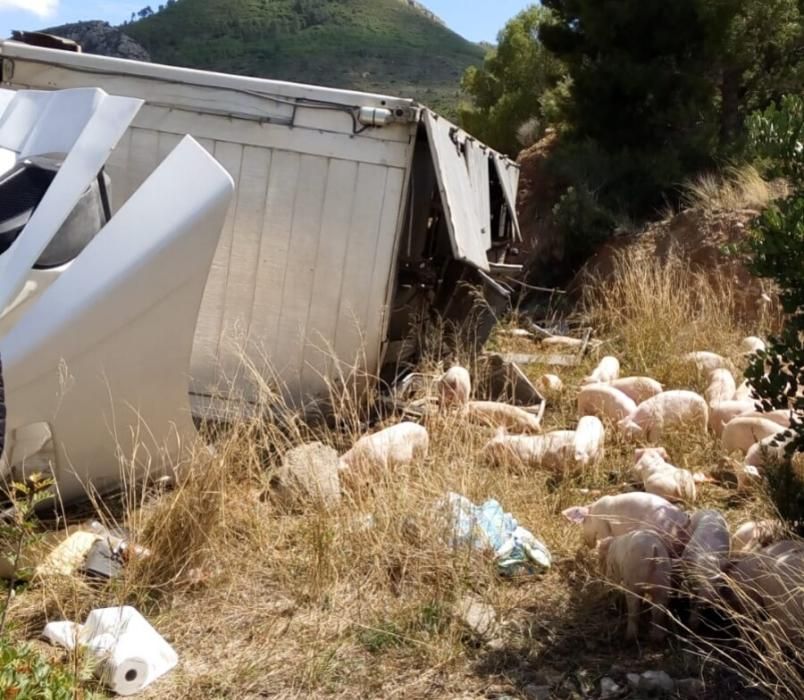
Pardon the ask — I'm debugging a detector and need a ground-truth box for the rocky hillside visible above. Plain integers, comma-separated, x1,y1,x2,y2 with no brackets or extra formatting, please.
41,21,150,61
120,0,484,113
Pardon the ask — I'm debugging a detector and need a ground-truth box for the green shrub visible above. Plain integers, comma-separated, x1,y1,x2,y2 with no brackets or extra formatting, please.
552,184,617,264
746,95,804,181
0,638,99,700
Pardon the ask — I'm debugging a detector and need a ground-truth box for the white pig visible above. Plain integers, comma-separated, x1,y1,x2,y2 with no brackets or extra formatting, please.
339,422,429,480
682,510,731,626
708,399,756,436
618,391,709,442
734,380,754,401
744,432,791,469
684,351,730,374
583,356,620,385
483,429,576,470
578,384,637,422
439,366,472,407
740,410,793,428
574,416,606,467
740,336,766,354
536,374,564,393
563,492,690,554
633,448,696,503
464,401,543,433
705,368,737,404
722,416,785,454
610,376,664,404
733,520,784,552
598,530,673,641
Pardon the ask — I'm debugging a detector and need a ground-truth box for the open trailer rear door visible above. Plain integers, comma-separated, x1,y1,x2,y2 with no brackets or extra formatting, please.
423,111,492,271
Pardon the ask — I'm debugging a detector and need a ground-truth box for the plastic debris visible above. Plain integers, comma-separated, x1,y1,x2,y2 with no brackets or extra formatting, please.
42,606,177,696
36,531,100,577
438,492,551,575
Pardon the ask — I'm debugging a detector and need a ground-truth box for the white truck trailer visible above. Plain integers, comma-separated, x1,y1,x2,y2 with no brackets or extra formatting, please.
0,39,523,501
0,40,522,414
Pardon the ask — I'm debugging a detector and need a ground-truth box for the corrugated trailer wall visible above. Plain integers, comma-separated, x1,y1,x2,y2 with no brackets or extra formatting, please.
1,47,419,405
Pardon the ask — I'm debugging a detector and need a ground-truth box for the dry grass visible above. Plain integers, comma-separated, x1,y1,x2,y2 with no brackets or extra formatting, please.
682,165,779,214
4,251,797,699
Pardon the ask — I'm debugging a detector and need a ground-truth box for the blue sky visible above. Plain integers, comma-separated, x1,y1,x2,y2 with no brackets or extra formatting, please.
0,0,532,43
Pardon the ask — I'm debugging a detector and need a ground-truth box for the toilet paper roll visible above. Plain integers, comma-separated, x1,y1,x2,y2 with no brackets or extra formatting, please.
100,639,152,696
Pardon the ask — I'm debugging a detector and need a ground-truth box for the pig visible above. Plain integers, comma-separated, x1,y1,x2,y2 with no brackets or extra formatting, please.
610,376,664,404
705,368,737,404
598,530,673,641
740,410,793,428
578,384,637,422
574,416,605,467
733,520,784,552
339,422,429,481
483,428,576,470
741,336,766,354
438,365,471,407
708,399,756,436
731,542,804,640
583,355,620,385
722,416,785,454
633,448,696,503
536,374,564,393
464,401,542,433
682,510,731,626
563,492,690,554
683,351,730,374
734,380,754,401
618,391,709,442
744,432,791,469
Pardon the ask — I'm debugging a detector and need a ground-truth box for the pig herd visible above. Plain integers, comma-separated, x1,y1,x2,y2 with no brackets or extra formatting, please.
335,340,802,644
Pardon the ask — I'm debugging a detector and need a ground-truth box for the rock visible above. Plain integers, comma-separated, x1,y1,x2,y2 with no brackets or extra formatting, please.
456,596,497,638
271,442,341,510
40,21,151,61
523,685,551,700
600,677,622,699
638,670,675,695
676,678,706,697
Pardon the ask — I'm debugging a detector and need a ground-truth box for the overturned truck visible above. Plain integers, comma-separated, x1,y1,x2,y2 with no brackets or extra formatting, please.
0,40,523,502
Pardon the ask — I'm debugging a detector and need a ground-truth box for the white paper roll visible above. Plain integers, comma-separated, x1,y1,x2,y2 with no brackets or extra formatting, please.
101,639,151,697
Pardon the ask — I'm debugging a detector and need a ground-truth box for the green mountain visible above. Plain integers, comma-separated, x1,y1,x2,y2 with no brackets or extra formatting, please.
124,0,485,113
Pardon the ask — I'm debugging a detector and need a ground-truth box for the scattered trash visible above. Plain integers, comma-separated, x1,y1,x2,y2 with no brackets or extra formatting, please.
493,351,581,368
439,492,551,575
36,530,99,578
81,538,124,579
43,606,177,696
478,353,545,409
455,595,497,638
270,442,341,510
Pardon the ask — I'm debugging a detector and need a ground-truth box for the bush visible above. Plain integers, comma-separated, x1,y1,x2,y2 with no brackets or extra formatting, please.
746,94,804,181
552,185,616,264
0,638,96,700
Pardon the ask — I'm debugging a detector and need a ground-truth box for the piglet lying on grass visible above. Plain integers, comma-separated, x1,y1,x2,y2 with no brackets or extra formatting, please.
578,384,637,422
598,530,673,641
633,447,696,503
483,428,575,470
339,421,429,485
618,390,708,442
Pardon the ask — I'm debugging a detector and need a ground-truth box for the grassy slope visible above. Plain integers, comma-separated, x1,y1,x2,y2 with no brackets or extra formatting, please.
7,251,792,699
124,0,485,113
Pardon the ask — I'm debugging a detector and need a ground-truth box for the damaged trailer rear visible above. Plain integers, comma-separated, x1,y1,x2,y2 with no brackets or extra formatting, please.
0,41,523,501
